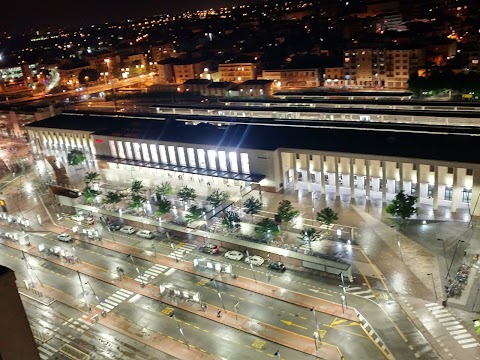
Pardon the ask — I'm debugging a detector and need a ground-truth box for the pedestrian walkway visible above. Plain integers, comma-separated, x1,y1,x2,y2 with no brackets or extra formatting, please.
96,288,134,312
346,286,377,300
167,242,196,261
135,263,169,284
36,341,58,360
425,303,479,350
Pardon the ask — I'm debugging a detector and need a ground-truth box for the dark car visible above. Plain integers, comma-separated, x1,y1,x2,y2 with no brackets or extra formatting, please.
107,223,122,231
268,261,286,272
199,244,220,254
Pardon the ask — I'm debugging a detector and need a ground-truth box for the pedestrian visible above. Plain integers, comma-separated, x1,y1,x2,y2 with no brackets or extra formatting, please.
217,309,221,318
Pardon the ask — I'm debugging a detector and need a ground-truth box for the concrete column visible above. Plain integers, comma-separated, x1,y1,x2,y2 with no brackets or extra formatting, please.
416,165,421,206
472,170,480,216
320,156,326,194
451,168,459,213
433,166,439,210
349,158,355,199
382,161,387,203
334,157,340,198
302,154,312,192
399,163,404,191
280,152,289,189
292,153,298,190
365,160,371,200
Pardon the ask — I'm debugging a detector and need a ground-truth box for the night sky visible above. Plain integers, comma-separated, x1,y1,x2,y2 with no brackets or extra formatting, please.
3,0,262,34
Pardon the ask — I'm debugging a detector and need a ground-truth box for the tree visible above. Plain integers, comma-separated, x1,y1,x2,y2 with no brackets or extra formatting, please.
244,196,263,223
103,191,124,207
474,319,480,335
78,68,100,85
255,218,280,239
177,186,197,204
185,204,205,224
128,194,146,210
222,210,241,230
130,180,145,195
206,188,229,208
316,207,338,226
67,149,86,166
155,198,172,219
82,186,101,205
298,227,322,250
155,181,174,200
84,172,100,186
277,200,300,224
385,190,417,228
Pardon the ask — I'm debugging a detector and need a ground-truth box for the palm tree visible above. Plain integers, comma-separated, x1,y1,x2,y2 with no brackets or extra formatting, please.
128,194,146,211
222,210,241,230
206,188,229,208
84,172,100,186
298,227,321,251
177,186,197,204
277,200,300,224
82,186,101,205
254,218,279,241
103,191,124,209
67,149,86,166
155,181,174,200
130,180,145,195
244,196,262,223
316,207,338,227
155,198,172,219
185,204,205,224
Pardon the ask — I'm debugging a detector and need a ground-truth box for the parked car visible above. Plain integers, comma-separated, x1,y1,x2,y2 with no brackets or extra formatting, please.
136,230,154,239
199,244,219,254
71,214,84,222
267,261,286,272
57,233,72,242
224,250,244,261
120,226,136,234
107,223,122,231
245,255,265,266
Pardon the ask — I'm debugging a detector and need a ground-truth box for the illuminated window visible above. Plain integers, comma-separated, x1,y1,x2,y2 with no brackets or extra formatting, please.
197,149,206,168
187,148,196,167
177,147,186,166
207,150,217,169
124,142,133,159
240,153,250,173
168,146,177,165
109,140,117,158
141,143,150,162
133,143,142,160
218,151,227,171
158,145,167,164
149,144,158,163
229,152,238,172
117,141,125,159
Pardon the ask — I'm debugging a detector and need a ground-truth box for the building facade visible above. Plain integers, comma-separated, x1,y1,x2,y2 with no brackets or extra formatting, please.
25,113,480,216
219,58,259,83
261,68,321,89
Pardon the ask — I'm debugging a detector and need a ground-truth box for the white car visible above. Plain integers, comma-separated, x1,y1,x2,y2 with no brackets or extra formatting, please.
136,230,154,239
120,226,136,234
57,233,72,242
224,250,244,261
245,255,265,266
71,214,84,222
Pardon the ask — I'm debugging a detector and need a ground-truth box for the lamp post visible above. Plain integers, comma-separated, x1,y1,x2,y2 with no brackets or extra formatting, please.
210,278,226,313
169,312,190,349
85,281,106,316
246,250,257,283
427,273,437,303
128,254,145,287
21,250,35,288
76,271,91,312
340,295,346,314
339,272,349,306
391,225,404,262
446,240,465,279
274,351,281,360
170,243,178,262
472,288,480,312
151,240,156,257
437,238,448,277
234,302,239,321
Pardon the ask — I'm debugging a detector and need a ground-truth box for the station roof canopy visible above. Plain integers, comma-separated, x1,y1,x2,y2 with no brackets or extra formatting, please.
26,112,480,164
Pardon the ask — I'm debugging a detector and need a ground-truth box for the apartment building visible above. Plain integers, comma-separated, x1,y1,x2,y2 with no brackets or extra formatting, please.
219,56,259,83
261,68,321,89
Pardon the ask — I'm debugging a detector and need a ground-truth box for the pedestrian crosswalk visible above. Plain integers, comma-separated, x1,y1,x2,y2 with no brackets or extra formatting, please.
37,342,58,360
134,263,169,283
95,288,134,312
345,286,377,300
167,242,196,261
425,303,479,349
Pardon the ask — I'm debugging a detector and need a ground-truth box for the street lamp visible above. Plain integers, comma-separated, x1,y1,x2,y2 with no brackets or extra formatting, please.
151,240,156,257
437,238,448,277
427,273,437,303
246,250,257,283
76,271,91,312
170,243,178,262
21,251,35,288
391,225,404,262
128,254,145,287
234,302,239,321
446,240,465,279
340,294,346,314
169,312,190,349
85,281,107,317
339,272,349,306
472,288,480,312
210,278,226,313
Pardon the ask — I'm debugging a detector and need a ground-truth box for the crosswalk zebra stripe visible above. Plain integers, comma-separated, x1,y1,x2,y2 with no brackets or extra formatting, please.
41,343,57,352
347,287,363,291
350,290,373,295
462,343,479,349
442,321,459,327
118,289,134,295
458,338,476,344
110,294,127,301
454,333,473,339
450,329,467,335
438,317,455,322
446,325,463,331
